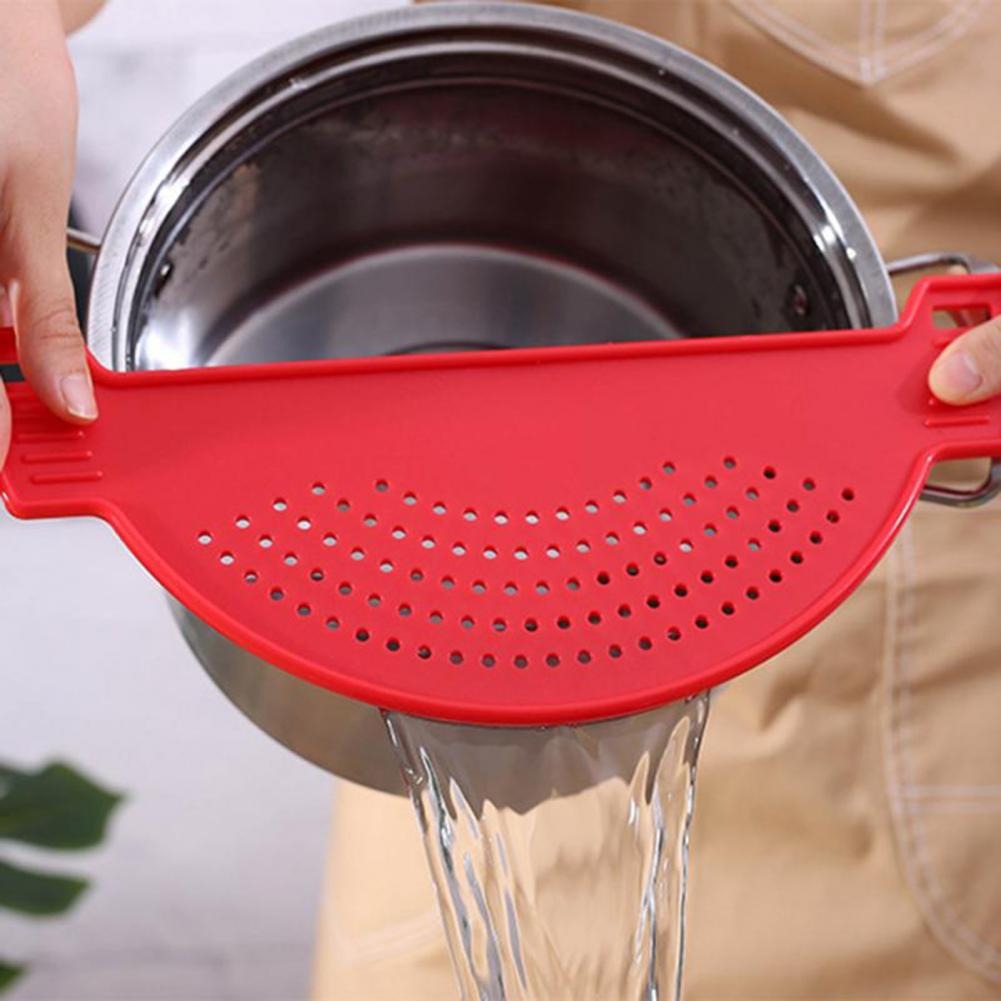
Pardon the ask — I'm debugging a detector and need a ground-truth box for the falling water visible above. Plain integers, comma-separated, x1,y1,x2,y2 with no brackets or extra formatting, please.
384,692,710,1001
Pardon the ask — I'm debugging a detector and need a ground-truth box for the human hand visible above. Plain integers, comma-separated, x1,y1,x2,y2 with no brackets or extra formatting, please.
929,309,1001,405
0,1,97,470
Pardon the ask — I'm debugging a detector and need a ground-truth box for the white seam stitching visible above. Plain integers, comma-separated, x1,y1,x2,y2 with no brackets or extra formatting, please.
901,802,1001,815
322,910,443,966
875,0,985,65
732,0,987,85
903,785,1001,799
731,0,861,74
739,0,854,58
859,0,874,85
872,0,887,81
884,524,1001,980
876,0,987,81
898,528,1001,970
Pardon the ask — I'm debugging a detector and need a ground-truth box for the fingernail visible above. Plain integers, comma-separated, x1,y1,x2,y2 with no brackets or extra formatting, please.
60,373,98,420
933,350,982,401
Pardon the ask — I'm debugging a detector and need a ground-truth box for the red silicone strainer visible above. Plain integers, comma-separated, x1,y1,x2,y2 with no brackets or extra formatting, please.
3,274,1000,725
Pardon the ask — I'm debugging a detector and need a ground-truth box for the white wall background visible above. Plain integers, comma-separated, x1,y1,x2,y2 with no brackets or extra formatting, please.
2,2,405,998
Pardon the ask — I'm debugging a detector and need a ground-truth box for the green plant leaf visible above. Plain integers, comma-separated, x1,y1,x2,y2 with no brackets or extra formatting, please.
0,859,88,916
0,761,122,850
0,959,24,992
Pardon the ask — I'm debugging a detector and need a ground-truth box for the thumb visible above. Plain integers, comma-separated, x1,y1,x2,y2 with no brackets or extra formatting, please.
928,314,1001,406
7,240,97,423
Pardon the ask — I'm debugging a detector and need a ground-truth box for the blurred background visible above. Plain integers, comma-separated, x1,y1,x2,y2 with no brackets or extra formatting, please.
1,2,404,998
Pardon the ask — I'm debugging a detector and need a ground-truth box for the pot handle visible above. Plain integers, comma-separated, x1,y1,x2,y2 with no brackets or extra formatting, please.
887,250,1001,507
67,226,101,256
887,250,998,278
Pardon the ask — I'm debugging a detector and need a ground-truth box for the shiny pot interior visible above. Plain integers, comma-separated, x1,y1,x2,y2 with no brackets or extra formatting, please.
89,4,894,794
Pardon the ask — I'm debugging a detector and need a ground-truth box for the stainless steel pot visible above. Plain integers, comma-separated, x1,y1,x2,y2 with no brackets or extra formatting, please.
77,2,902,794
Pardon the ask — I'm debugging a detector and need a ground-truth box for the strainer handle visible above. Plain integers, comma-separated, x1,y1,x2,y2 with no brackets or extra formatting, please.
886,251,1001,506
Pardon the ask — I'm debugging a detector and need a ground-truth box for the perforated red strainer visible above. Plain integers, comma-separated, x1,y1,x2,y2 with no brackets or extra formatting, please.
3,274,1000,724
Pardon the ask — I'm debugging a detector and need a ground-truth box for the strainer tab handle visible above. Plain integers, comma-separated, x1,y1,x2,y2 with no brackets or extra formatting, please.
888,251,1001,507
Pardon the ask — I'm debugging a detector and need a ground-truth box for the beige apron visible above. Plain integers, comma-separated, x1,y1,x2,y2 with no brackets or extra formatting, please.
313,3,1001,997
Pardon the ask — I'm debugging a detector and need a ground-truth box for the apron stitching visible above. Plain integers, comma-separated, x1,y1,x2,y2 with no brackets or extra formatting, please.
884,525,1001,981
901,801,1001,815
322,910,444,965
886,3,986,82
871,0,986,71
903,785,1001,799
897,526,1001,973
733,0,985,84
858,0,874,86
872,0,887,82
734,0,862,72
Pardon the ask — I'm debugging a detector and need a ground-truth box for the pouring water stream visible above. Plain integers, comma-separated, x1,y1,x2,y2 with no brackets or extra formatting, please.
385,692,710,1000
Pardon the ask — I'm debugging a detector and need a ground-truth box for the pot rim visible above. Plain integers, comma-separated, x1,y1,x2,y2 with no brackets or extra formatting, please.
86,1,895,367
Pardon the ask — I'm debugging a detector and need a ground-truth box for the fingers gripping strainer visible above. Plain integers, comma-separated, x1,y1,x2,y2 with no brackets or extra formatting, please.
3,275,1001,725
